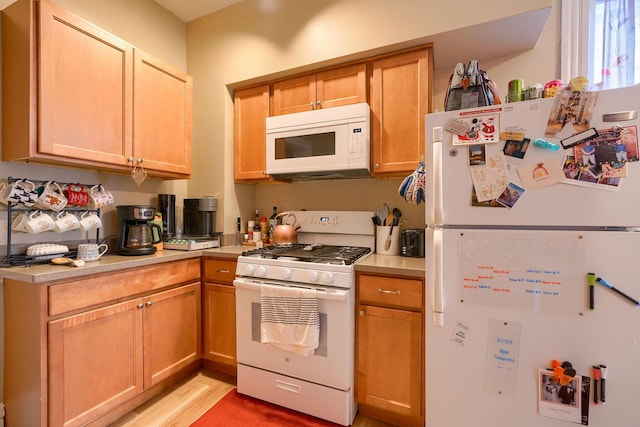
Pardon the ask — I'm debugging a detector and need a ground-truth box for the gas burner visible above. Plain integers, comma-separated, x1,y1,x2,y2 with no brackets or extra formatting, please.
242,244,371,265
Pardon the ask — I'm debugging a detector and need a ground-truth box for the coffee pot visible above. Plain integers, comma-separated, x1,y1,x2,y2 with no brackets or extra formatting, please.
116,205,162,255
125,224,161,249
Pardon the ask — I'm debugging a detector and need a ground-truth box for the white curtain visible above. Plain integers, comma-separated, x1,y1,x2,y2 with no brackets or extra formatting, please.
600,0,637,88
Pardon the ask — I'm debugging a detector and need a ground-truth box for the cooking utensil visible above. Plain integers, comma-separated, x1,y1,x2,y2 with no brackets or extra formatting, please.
51,257,85,267
385,208,402,250
374,205,387,225
272,212,300,245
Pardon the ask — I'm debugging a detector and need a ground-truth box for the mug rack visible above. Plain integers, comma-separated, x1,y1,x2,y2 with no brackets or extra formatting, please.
1,177,102,267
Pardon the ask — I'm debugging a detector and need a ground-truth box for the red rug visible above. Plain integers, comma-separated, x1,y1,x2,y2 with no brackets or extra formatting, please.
191,389,341,427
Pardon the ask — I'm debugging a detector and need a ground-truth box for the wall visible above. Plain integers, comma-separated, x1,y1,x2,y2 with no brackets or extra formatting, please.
0,0,189,403
186,0,560,235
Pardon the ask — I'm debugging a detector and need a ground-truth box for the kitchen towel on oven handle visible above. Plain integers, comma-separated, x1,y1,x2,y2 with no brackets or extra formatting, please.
260,285,320,357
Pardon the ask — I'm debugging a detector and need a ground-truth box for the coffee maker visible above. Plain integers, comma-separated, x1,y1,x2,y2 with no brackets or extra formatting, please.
116,205,162,255
183,197,217,237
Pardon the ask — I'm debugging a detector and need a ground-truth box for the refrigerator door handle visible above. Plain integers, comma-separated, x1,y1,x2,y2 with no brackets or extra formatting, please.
432,127,443,225
432,228,444,327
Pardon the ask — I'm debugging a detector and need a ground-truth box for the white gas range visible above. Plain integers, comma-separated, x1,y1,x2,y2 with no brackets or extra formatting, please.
234,211,374,426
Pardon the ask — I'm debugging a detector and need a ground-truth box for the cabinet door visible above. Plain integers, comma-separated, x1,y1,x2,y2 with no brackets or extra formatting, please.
203,283,237,369
316,63,367,109
38,0,133,165
272,74,316,116
234,84,271,181
48,299,143,427
371,48,432,176
356,305,422,423
133,49,193,176
143,283,201,388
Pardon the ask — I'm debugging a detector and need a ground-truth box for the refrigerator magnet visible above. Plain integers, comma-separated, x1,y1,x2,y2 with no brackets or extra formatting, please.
516,159,564,190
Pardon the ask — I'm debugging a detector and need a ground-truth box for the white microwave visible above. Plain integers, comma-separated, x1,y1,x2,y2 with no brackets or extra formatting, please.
265,102,370,179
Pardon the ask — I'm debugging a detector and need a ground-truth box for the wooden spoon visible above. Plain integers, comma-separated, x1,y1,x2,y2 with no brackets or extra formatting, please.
51,257,85,267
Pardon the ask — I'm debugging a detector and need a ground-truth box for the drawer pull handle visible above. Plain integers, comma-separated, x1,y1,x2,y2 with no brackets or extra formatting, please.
276,379,301,393
377,288,401,295
216,269,230,273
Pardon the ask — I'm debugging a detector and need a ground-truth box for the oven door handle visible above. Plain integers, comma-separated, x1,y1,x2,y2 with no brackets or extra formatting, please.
233,279,349,302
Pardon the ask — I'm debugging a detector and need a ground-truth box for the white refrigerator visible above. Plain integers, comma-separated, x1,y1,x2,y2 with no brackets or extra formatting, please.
425,84,640,426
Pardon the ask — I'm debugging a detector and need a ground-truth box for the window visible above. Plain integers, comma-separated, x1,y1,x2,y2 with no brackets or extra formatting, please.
562,0,640,89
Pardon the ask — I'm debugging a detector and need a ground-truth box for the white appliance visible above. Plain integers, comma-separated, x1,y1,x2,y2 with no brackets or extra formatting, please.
265,103,370,179
425,84,640,426
234,211,374,426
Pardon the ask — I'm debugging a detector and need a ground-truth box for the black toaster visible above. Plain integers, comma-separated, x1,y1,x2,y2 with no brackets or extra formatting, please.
399,229,425,257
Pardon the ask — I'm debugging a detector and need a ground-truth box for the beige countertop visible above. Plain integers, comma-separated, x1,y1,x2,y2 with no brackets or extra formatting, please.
355,253,425,277
0,245,423,283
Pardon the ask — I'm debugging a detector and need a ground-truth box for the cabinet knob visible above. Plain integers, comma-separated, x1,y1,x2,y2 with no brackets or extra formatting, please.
309,102,314,108
137,303,144,309
316,100,321,106
374,163,380,169
359,310,365,317
146,300,153,307
137,158,143,164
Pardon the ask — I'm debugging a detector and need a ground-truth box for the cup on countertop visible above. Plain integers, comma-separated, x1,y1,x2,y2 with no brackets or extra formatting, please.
1,179,39,207
77,243,108,261
87,184,114,210
79,211,102,232
34,181,67,211
24,211,56,234
54,211,81,233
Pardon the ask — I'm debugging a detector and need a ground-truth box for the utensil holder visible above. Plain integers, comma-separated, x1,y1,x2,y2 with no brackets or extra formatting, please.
375,225,400,255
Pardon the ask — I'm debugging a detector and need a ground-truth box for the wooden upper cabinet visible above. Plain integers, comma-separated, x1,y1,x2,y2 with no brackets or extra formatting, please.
234,84,271,181
272,63,367,116
133,50,193,176
370,48,432,177
1,0,192,178
38,0,133,165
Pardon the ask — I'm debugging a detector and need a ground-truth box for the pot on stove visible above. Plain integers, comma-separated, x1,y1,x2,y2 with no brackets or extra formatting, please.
272,212,300,245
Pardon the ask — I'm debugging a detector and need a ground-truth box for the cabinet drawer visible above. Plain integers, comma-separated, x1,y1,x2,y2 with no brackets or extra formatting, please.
358,274,423,310
49,259,201,316
203,258,237,285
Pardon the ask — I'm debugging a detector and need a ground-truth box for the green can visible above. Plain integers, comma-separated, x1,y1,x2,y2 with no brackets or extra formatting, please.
508,78,524,103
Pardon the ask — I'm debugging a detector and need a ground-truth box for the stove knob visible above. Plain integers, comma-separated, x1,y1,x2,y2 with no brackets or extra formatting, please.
256,265,268,277
309,271,319,282
245,264,255,275
282,268,293,279
322,272,335,284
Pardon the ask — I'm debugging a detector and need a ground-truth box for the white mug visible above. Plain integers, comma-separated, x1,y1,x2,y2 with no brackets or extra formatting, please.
34,181,68,211
77,243,108,261
79,211,103,232
1,179,39,207
87,185,114,210
54,211,81,233
11,212,31,232
24,211,55,234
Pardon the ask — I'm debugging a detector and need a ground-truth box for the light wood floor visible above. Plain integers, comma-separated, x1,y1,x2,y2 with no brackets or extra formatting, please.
109,368,395,427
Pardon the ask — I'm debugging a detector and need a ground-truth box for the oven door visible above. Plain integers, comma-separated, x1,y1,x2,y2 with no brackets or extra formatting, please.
234,278,354,391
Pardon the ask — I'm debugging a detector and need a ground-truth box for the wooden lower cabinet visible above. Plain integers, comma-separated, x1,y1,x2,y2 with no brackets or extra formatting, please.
202,257,237,375
4,258,201,427
356,272,425,426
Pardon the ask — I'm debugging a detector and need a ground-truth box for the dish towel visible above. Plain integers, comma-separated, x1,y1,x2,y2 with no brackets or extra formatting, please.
260,285,320,357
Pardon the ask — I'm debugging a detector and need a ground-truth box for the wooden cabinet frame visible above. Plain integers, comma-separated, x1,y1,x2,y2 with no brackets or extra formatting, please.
4,259,201,427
